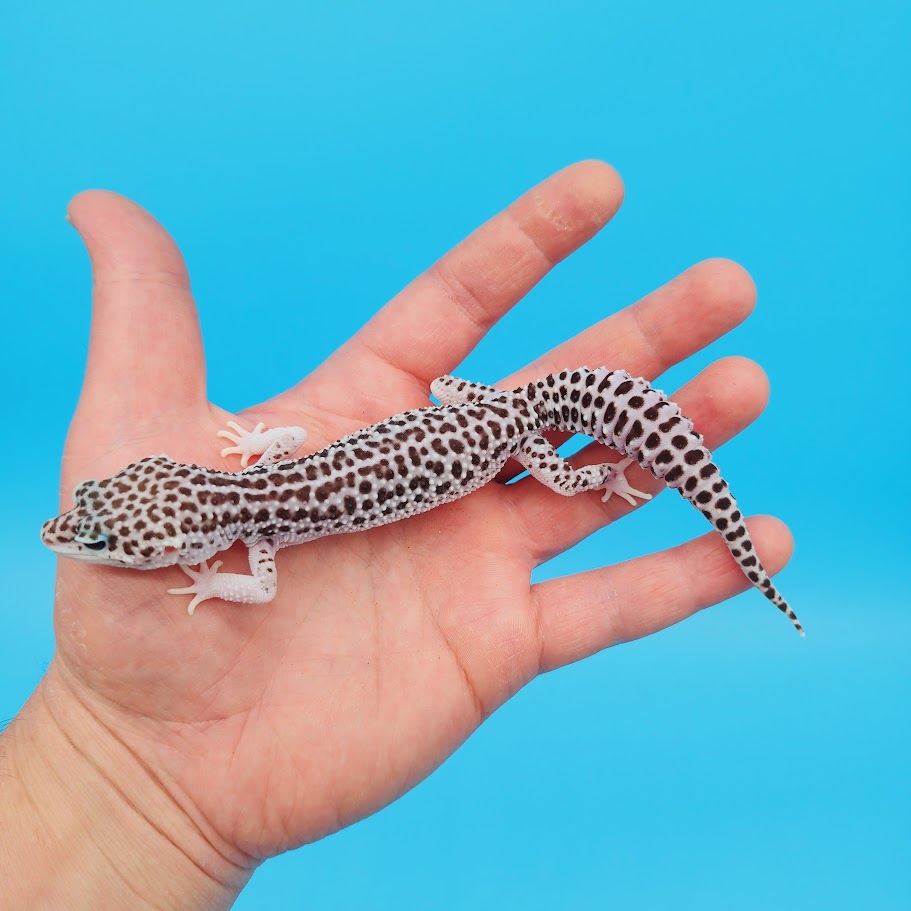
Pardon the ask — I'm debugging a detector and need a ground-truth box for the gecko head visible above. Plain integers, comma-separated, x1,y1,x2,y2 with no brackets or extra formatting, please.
40,455,197,569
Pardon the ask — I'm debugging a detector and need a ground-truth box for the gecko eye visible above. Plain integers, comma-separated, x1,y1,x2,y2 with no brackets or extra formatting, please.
79,536,108,551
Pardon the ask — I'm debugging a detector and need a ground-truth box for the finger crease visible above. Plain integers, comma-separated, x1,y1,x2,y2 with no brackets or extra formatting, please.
351,335,433,396
528,585,549,676
629,301,665,374
93,270,191,293
426,261,499,337
503,209,560,271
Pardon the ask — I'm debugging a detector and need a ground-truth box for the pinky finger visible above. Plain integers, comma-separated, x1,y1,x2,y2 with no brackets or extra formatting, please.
531,516,795,672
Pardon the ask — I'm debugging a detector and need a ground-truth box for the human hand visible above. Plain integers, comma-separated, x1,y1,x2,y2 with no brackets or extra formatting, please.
3,162,791,909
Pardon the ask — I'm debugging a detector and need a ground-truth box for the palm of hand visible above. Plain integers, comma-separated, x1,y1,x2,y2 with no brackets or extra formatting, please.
49,163,791,860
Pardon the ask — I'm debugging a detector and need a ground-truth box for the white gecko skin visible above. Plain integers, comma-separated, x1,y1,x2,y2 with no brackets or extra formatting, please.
41,368,803,634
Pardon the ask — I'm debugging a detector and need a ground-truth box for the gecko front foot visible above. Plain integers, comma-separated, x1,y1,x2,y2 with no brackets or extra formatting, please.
600,457,653,507
217,420,308,469
218,421,268,467
168,560,225,615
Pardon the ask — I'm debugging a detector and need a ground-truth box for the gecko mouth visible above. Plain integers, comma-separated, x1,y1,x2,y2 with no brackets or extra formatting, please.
40,538,136,565
40,516,129,565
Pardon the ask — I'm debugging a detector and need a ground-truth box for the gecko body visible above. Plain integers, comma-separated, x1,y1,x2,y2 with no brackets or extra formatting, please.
41,368,802,634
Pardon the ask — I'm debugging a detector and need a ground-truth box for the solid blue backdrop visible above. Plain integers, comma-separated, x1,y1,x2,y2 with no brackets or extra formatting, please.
2,1,908,908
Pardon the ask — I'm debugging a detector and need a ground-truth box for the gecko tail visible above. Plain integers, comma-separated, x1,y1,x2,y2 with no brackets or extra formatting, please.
673,469,805,637
756,571,804,637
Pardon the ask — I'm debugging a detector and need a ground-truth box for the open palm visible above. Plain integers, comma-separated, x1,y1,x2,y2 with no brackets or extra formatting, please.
48,161,791,870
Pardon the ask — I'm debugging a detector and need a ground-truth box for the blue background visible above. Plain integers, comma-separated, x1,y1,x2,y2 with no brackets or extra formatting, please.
2,2,909,908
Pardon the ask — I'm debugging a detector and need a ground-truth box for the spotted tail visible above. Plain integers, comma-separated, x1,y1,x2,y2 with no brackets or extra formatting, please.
536,367,803,636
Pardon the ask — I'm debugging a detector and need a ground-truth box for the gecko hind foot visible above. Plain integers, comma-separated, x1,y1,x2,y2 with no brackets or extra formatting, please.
600,457,653,507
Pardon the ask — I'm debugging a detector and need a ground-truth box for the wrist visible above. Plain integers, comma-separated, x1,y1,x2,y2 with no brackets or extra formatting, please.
0,663,251,911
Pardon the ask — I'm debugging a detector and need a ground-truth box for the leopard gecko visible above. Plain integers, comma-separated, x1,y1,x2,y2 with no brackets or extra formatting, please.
41,368,803,635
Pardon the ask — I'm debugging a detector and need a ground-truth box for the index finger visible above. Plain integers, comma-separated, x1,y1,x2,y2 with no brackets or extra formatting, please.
296,161,624,417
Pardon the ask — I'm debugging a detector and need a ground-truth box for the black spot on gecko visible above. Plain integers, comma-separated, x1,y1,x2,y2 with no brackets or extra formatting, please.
626,419,643,444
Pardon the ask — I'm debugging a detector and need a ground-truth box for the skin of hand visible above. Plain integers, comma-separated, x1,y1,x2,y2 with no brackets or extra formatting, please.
0,161,792,910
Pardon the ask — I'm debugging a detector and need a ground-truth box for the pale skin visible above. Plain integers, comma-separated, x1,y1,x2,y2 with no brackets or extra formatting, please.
0,161,792,910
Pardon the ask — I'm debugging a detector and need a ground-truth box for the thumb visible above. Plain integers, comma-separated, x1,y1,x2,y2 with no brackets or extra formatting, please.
64,191,208,473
